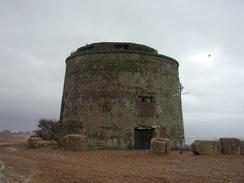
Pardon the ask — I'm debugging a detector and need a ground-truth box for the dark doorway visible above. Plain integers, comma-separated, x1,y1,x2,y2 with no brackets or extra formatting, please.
134,127,155,149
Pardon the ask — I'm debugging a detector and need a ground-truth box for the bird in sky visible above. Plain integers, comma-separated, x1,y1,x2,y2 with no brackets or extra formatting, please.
208,54,211,57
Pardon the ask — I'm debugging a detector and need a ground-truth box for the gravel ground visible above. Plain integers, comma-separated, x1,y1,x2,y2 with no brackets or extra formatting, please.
0,134,243,183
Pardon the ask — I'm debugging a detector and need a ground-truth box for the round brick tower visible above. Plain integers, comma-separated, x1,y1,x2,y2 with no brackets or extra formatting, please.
60,42,184,149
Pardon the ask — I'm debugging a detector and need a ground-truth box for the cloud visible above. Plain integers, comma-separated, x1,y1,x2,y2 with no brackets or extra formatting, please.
0,0,243,138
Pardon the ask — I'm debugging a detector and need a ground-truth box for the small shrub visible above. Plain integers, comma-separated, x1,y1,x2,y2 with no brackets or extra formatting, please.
35,119,61,144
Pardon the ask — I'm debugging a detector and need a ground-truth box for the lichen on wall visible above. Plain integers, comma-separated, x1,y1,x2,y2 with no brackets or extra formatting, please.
60,42,184,149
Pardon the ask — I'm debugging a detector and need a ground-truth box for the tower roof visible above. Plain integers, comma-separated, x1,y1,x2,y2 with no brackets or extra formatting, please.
67,42,178,66
72,42,158,55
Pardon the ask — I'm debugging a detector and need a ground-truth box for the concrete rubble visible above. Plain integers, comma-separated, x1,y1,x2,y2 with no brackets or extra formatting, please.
63,134,88,151
219,138,240,155
28,137,42,148
191,140,221,155
191,138,243,156
28,137,57,149
150,138,170,155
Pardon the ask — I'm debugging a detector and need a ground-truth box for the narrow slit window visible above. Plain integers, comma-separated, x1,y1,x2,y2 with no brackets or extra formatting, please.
138,96,156,103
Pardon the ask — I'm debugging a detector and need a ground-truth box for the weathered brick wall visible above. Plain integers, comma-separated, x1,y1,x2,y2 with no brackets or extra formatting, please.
60,43,184,149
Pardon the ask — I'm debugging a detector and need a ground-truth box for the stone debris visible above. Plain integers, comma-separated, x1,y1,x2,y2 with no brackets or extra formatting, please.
28,137,57,149
220,138,240,155
35,140,57,149
30,132,39,138
150,138,170,155
191,138,244,156
63,134,88,151
191,140,221,155
28,137,42,148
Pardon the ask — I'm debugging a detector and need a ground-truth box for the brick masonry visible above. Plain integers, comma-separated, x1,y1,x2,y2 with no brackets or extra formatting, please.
59,42,184,149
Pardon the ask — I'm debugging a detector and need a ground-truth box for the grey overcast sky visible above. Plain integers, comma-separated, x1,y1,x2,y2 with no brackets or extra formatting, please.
0,0,244,138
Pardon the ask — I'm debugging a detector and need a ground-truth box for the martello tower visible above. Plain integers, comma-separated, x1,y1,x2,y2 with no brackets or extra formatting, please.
60,42,184,149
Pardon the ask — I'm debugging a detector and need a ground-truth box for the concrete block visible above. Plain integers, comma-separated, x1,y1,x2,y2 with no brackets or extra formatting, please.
63,134,88,151
151,138,170,155
28,137,42,148
220,138,240,155
36,140,57,149
191,140,221,155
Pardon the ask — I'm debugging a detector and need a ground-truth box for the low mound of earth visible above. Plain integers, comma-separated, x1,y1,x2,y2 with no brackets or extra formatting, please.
0,133,243,183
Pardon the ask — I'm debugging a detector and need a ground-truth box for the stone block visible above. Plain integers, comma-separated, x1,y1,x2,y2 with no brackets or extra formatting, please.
36,140,57,149
191,140,221,155
28,137,42,148
63,134,88,151
30,132,39,138
29,137,58,149
151,138,170,155
220,138,240,155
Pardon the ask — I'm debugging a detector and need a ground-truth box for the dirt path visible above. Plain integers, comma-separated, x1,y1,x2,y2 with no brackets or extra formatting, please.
0,133,243,183
0,144,244,183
